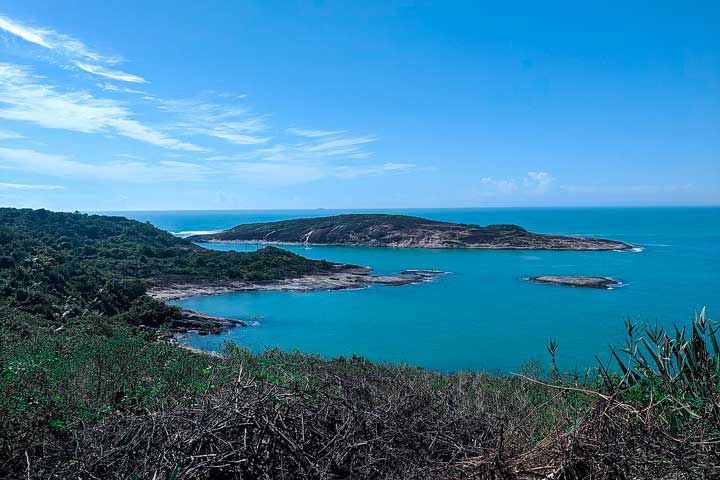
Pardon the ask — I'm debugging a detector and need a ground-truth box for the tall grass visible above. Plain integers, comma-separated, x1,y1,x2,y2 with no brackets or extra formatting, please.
599,308,720,425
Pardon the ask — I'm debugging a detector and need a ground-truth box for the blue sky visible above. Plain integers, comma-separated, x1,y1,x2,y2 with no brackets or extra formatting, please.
0,1,718,210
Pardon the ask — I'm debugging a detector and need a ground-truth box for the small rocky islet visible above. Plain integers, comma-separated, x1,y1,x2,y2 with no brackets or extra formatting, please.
527,276,621,289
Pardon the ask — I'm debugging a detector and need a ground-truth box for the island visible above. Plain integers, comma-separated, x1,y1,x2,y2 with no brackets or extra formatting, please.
188,214,632,250
527,275,621,289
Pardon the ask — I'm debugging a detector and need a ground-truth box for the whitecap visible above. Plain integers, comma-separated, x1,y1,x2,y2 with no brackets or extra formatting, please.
172,230,223,237
614,247,644,253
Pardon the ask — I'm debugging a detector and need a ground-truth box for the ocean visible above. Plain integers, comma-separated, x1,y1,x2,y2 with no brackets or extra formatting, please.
112,207,720,373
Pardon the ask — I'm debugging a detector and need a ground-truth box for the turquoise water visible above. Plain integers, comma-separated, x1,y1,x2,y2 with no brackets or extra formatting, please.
114,208,720,372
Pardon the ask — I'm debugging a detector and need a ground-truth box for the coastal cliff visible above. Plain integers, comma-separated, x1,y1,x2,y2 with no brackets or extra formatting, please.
188,214,632,250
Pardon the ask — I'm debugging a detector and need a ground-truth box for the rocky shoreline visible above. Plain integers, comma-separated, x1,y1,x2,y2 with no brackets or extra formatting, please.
197,237,631,251
527,276,621,289
171,309,248,334
148,266,446,302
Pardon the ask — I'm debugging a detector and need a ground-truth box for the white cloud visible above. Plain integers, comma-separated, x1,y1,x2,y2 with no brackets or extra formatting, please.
286,127,346,138
333,162,416,179
0,146,212,182
524,171,553,193
76,63,147,84
208,132,377,164
200,126,270,145
0,16,52,49
0,17,115,64
0,182,64,190
0,63,203,151
480,177,518,194
96,83,147,95
0,15,149,83
0,141,420,188
299,135,377,154
163,98,271,145
480,172,554,195
0,129,27,140
224,161,416,186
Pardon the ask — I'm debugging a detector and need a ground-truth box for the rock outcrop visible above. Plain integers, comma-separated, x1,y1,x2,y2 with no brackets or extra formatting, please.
527,276,621,289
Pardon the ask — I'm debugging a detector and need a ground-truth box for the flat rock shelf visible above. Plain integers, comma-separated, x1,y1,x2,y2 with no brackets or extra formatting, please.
527,276,621,289
148,266,447,302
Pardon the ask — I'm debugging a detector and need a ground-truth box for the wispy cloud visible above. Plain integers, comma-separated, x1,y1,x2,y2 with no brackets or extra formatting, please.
0,15,146,83
0,63,202,151
299,135,377,155
333,162,416,179
286,127,346,138
75,63,147,84
222,161,416,186
0,146,212,182
0,129,27,140
96,83,149,95
0,182,64,190
0,16,55,51
162,98,271,145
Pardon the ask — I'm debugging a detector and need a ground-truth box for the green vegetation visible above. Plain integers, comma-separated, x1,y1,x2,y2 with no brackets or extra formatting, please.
188,213,531,244
0,208,334,322
0,208,717,478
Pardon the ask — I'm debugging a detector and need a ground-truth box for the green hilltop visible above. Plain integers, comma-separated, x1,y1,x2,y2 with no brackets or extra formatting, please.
189,213,631,250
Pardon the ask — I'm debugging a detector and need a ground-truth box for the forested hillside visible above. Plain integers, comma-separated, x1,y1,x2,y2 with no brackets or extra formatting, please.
0,208,333,322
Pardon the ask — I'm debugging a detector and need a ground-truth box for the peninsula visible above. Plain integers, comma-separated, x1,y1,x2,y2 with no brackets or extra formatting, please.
0,209,437,334
188,214,632,250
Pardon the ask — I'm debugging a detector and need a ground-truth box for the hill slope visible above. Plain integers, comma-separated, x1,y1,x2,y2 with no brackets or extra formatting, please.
189,214,632,250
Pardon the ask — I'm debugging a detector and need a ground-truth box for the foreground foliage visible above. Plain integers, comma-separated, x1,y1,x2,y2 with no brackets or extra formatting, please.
1,307,718,479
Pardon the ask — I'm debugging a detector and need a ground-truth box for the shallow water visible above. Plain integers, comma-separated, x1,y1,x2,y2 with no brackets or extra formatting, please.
114,207,720,372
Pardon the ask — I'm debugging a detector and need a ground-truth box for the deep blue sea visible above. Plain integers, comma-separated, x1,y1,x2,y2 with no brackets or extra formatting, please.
111,208,719,373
